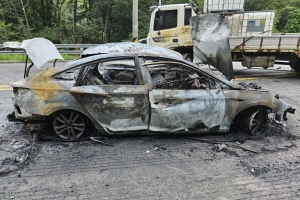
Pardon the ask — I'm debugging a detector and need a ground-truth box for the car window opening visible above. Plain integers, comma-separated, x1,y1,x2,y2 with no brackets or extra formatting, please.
145,63,211,90
54,68,80,80
81,59,138,86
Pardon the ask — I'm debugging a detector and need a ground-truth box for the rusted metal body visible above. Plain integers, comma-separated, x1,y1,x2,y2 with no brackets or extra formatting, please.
10,42,295,137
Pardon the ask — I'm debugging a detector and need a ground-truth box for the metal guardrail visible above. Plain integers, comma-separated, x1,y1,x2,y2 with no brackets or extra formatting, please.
0,44,98,54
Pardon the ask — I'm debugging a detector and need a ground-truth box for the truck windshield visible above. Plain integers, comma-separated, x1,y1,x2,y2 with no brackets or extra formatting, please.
154,10,177,31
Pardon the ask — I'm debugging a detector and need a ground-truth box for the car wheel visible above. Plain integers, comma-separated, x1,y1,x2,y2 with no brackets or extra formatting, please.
53,111,86,140
247,109,269,136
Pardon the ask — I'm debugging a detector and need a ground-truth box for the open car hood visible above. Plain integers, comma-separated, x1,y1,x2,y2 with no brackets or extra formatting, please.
21,38,64,69
4,38,63,69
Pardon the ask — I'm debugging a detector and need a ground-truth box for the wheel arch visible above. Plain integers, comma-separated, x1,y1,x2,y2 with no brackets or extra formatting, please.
48,108,97,129
233,105,272,121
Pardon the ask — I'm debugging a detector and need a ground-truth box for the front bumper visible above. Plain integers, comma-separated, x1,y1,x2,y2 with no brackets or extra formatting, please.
283,106,296,121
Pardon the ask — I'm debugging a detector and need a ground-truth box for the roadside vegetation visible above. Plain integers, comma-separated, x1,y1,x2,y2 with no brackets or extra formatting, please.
0,0,299,49
0,54,79,62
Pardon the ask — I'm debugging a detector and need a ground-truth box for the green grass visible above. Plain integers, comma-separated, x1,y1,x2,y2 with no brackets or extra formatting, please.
0,54,79,61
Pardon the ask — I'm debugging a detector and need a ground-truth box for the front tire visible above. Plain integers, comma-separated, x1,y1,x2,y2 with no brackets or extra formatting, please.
247,109,269,136
53,111,86,140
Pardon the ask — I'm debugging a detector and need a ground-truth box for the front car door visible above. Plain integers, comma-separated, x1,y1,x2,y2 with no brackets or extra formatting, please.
70,57,149,133
142,60,229,133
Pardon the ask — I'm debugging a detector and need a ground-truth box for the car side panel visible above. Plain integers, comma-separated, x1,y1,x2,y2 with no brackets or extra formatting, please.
149,89,228,132
70,85,149,133
223,90,276,123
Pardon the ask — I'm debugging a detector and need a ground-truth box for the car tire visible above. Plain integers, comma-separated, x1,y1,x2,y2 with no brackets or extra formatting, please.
247,109,269,136
53,110,86,140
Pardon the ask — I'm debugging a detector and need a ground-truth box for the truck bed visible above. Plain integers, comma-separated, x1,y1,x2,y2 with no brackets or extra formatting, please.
229,34,300,53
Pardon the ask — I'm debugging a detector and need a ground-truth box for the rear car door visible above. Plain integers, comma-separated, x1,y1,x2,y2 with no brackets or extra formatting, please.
69,57,149,133
144,61,228,133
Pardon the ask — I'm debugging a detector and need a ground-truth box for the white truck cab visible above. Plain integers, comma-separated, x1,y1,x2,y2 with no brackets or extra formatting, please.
146,1,300,74
147,4,196,57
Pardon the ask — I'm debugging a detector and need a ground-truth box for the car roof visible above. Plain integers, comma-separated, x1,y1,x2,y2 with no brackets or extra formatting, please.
81,42,183,60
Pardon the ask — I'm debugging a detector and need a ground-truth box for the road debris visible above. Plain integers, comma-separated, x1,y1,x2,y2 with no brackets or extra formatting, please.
154,144,167,151
216,143,227,152
90,137,112,146
0,123,38,176
186,137,259,154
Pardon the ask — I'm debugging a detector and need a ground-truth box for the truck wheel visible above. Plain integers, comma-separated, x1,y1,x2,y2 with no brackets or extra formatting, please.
290,61,300,73
182,53,192,62
294,64,300,73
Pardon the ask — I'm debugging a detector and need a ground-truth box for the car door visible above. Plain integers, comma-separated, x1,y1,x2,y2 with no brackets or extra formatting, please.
69,57,149,133
144,61,228,133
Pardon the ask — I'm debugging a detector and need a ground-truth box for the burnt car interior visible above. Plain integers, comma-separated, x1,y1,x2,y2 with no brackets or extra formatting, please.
55,58,218,91
143,61,216,90
79,58,138,86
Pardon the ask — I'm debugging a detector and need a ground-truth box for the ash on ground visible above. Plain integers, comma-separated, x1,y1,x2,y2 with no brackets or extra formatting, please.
0,115,297,177
0,123,39,176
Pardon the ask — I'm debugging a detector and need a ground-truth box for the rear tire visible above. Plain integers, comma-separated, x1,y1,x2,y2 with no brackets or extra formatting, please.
53,111,86,140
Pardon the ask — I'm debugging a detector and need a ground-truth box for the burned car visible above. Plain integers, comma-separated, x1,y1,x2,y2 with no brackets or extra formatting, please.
9,39,295,141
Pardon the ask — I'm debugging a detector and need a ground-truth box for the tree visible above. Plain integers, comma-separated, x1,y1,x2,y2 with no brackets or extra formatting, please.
0,0,32,41
2,0,300,44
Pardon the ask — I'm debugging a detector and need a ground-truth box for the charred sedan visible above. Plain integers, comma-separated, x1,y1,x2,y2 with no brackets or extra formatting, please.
9,40,295,140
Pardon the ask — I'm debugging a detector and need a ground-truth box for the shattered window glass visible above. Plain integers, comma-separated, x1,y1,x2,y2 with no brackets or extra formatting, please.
154,10,178,31
143,61,211,90
54,67,80,81
80,58,138,85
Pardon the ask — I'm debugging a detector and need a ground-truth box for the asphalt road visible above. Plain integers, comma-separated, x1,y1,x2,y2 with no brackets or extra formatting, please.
0,62,300,199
